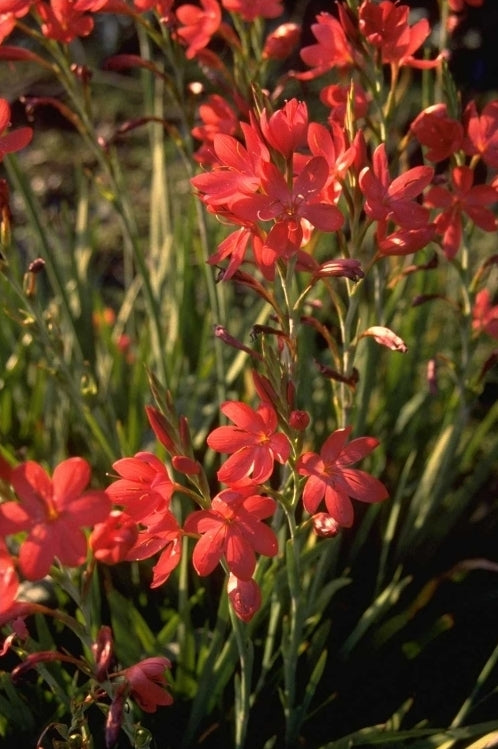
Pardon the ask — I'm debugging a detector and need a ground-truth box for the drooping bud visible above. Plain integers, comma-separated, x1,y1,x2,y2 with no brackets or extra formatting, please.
227,574,261,623
91,625,114,682
105,682,127,749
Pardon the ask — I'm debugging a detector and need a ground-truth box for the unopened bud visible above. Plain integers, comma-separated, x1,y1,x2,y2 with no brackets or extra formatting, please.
262,22,301,60
289,410,310,431
427,358,437,395
145,405,177,453
172,455,201,475
92,625,114,682
312,513,341,538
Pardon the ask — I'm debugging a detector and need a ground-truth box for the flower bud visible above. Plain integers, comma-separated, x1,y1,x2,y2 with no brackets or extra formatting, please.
172,455,201,475
92,625,114,682
227,574,261,623
145,406,177,453
289,410,310,431
312,513,341,538
361,326,408,353
90,511,138,565
262,22,300,60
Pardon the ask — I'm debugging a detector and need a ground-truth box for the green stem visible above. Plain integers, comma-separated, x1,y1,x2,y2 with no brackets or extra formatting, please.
230,608,254,749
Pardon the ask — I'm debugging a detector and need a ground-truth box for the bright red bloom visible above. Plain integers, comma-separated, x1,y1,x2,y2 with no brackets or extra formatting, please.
358,0,440,69
259,99,308,159
0,98,32,160
307,119,357,203
233,156,344,261
425,166,497,259
221,0,282,22
207,400,290,484
227,573,261,622
472,289,498,339
106,452,175,523
320,82,369,126
0,1,31,43
449,0,483,10
297,426,388,527
376,223,436,256
463,100,498,168
410,103,464,163
0,541,42,637
89,510,138,564
192,94,240,166
117,657,173,712
176,0,222,59
191,122,269,208
359,143,433,229
0,458,110,580
125,510,182,588
298,12,355,78
37,0,108,43
132,0,173,17
184,487,278,579
262,22,300,61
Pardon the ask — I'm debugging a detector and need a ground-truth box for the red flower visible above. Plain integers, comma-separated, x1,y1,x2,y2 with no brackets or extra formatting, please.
449,0,483,10
410,103,464,163
359,143,433,229
358,0,440,69
307,119,357,203
376,223,435,256
89,510,138,565
221,0,282,22
176,0,222,59
0,458,110,580
227,573,261,622
234,156,344,259
463,99,498,168
297,426,388,527
259,99,308,159
262,22,300,61
320,82,369,126
185,487,278,579
472,289,498,339
37,0,108,43
192,94,240,166
0,98,32,160
132,0,173,16
299,12,355,78
117,657,173,712
0,1,32,44
425,166,497,259
125,510,182,588
191,121,269,208
207,400,290,484
106,452,175,523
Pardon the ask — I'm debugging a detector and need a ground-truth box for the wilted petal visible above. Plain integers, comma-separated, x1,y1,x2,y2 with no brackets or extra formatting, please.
361,326,408,352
